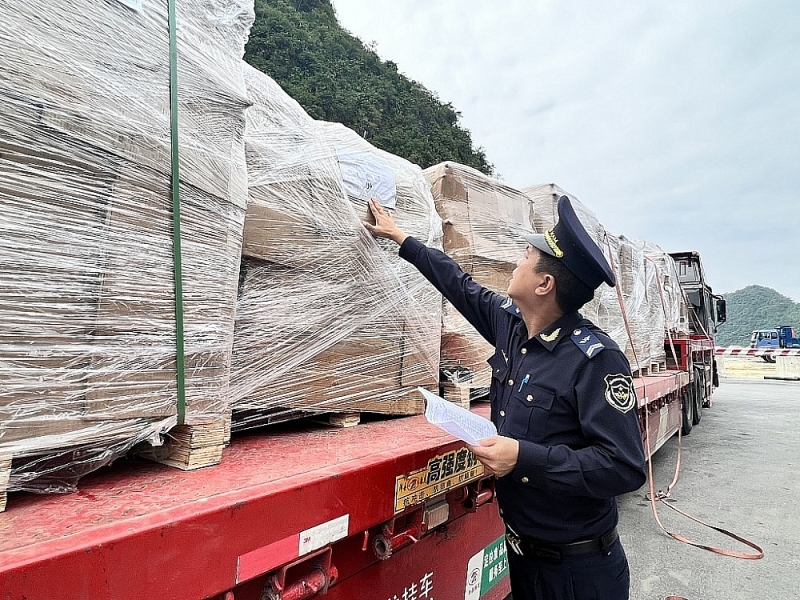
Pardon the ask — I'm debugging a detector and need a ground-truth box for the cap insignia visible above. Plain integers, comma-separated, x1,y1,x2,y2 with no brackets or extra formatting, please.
544,230,564,258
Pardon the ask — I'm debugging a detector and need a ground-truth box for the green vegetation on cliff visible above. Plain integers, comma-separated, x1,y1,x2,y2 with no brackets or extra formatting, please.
244,0,493,174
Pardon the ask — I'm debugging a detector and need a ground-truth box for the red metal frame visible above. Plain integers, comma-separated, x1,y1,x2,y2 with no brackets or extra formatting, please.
635,371,688,456
0,406,508,600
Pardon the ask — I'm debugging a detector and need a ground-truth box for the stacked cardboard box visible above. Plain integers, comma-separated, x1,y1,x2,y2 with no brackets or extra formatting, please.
523,184,688,372
0,0,254,493
424,163,536,387
229,66,442,429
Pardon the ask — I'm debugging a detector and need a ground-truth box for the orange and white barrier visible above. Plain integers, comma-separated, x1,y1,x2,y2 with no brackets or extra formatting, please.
715,347,800,357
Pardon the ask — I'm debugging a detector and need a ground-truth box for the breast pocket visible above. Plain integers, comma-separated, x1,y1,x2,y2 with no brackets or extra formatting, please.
505,385,556,442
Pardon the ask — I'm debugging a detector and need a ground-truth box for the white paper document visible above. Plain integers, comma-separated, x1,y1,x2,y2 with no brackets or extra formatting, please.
419,387,497,445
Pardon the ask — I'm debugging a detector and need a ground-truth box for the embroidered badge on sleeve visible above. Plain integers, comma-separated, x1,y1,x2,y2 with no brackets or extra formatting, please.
604,374,636,413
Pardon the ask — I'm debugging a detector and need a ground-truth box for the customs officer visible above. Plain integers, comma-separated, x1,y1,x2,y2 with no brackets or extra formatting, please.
365,195,647,600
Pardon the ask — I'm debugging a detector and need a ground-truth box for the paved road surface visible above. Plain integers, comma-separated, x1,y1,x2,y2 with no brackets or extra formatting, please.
617,376,800,600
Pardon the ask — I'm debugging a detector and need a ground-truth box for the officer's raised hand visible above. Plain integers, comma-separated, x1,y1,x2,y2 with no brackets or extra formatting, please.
467,436,520,478
363,198,408,246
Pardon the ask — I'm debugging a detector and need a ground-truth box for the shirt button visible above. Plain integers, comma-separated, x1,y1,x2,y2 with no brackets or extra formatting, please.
508,379,514,386
521,477,529,484
520,348,527,355
500,410,506,417
526,395,533,402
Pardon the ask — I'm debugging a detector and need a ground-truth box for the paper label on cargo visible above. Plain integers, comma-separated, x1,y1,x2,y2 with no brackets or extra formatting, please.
336,148,397,209
299,514,349,555
117,0,142,11
419,387,497,445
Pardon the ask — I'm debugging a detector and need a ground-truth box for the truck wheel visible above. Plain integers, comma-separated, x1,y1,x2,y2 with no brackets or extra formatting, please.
693,377,703,425
681,391,694,435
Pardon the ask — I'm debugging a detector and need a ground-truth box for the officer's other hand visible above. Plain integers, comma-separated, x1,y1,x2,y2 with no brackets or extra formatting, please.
467,436,519,478
363,198,408,245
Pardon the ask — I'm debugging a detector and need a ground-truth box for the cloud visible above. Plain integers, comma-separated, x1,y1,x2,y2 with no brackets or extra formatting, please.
331,0,800,301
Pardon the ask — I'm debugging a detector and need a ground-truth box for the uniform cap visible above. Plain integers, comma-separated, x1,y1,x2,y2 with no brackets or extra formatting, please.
524,196,615,289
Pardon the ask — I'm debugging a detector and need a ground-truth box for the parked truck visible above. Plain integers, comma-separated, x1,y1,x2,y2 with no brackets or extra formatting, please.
0,247,724,600
749,325,800,362
749,326,800,362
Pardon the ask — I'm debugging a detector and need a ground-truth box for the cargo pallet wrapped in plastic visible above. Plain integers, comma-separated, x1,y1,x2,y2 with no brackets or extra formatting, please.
229,65,442,431
423,163,536,403
0,0,254,509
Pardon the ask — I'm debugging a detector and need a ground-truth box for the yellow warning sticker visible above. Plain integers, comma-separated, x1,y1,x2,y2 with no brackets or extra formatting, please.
394,448,484,513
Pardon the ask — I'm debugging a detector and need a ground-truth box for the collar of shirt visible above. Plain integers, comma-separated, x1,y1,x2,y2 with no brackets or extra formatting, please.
532,311,583,352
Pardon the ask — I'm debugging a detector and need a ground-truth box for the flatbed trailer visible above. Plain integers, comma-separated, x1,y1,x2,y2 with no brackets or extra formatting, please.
0,405,511,600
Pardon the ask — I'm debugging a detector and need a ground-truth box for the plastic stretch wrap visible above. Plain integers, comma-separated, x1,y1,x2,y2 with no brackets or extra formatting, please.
614,236,652,369
0,0,253,493
230,65,442,429
424,163,536,386
523,184,688,371
641,241,691,341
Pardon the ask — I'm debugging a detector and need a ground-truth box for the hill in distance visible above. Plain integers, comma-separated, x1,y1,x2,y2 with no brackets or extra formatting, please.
715,285,800,347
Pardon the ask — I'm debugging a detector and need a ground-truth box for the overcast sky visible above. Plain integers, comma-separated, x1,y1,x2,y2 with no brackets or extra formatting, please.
330,0,800,302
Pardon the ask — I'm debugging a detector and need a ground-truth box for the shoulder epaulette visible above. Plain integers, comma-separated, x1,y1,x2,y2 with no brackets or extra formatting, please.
570,327,605,358
500,296,521,317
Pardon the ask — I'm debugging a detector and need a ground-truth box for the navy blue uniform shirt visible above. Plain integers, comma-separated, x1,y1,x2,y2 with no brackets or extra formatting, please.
400,237,647,544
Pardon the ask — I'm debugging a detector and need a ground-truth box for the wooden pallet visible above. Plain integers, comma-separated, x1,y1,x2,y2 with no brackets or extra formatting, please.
313,412,361,428
0,457,11,512
136,417,227,471
632,361,668,378
650,361,667,374
439,383,490,408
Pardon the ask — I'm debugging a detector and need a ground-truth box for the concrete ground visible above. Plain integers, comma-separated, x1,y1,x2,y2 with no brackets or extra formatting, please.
618,368,800,600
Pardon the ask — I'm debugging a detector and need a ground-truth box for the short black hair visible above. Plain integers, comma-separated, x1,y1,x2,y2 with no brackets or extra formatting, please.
534,251,595,313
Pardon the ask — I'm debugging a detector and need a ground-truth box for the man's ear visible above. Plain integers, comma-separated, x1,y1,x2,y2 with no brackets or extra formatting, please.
536,273,556,296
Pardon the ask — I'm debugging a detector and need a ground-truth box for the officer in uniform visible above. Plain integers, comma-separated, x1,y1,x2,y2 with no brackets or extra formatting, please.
365,195,647,600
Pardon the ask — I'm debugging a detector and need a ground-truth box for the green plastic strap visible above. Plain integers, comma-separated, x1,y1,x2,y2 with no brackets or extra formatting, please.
168,0,187,426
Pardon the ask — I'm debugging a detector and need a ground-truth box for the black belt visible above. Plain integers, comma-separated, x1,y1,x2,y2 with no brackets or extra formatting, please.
505,526,619,563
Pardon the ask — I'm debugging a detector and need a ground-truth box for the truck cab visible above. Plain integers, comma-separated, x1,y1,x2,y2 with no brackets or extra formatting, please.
669,251,727,335
750,329,780,349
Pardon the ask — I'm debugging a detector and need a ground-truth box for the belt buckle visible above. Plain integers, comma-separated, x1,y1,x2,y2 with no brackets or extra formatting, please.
505,530,524,556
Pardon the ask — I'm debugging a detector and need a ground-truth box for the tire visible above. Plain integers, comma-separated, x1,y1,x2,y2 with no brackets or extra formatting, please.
693,375,703,425
681,390,694,435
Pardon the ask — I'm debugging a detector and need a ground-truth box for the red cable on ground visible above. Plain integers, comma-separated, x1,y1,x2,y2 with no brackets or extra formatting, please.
605,239,764,560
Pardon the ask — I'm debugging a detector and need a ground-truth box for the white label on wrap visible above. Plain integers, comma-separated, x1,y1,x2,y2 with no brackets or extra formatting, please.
298,514,350,555
117,0,143,11
336,148,397,209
